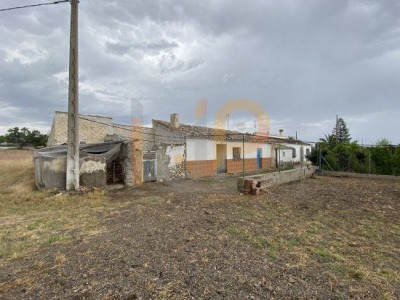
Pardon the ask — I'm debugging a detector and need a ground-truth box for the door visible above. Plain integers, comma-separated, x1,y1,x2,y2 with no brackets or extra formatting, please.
107,159,124,184
143,151,157,182
257,148,262,169
216,144,227,173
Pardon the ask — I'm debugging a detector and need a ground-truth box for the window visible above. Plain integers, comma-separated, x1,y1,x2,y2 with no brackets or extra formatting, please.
282,151,285,157
233,147,241,160
306,148,310,156
292,148,296,158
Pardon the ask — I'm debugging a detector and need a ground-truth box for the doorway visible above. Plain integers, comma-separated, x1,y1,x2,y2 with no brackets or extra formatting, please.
143,151,157,182
216,144,227,173
257,148,262,169
107,159,124,184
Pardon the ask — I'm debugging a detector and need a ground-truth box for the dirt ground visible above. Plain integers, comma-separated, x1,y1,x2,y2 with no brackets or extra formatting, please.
1,167,399,299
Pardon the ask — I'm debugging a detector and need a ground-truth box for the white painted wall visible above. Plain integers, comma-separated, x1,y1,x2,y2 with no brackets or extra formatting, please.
186,139,215,161
278,143,312,163
186,138,272,161
278,148,294,163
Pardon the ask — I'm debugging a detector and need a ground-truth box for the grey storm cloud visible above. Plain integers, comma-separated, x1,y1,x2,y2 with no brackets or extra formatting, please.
0,0,399,144
105,39,179,55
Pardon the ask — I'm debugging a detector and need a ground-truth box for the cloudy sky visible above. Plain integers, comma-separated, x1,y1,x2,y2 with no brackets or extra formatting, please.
0,0,399,144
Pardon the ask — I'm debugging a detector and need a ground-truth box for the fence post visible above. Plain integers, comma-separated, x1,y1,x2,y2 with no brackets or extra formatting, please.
278,143,281,173
319,144,322,172
368,148,371,174
348,152,351,172
242,134,245,180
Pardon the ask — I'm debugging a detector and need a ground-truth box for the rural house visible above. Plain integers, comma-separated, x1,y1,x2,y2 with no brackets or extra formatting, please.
41,111,311,189
267,130,312,167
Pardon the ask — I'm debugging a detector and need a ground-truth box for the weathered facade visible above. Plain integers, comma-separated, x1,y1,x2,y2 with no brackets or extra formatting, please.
46,111,311,188
34,141,133,190
152,116,273,179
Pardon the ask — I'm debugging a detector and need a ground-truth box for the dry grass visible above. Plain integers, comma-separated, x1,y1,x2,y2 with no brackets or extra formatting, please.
0,149,114,260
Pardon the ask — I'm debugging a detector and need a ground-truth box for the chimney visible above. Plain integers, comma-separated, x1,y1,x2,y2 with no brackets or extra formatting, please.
279,129,284,136
170,113,180,128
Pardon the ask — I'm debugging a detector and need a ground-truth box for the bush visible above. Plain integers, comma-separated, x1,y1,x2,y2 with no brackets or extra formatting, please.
311,140,399,176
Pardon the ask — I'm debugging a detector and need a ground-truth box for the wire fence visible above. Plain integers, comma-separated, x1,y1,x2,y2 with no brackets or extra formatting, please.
80,115,400,176
313,143,400,177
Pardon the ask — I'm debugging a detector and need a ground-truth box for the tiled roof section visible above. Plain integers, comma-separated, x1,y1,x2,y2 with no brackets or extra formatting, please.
268,137,312,146
276,145,295,150
153,119,312,145
153,120,268,143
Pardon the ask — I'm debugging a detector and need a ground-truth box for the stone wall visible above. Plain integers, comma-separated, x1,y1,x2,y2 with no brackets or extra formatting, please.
80,156,107,188
237,166,317,191
151,121,186,182
47,112,113,146
155,144,186,182
47,112,155,150
152,120,186,145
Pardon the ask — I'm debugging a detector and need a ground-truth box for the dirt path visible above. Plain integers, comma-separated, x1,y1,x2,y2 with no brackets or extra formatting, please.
1,176,399,299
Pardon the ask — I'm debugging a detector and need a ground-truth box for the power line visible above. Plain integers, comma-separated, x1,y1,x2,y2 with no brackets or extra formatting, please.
77,116,319,144
56,115,400,147
0,0,69,12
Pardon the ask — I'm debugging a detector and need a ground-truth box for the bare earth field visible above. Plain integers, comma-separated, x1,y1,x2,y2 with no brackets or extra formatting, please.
0,150,399,299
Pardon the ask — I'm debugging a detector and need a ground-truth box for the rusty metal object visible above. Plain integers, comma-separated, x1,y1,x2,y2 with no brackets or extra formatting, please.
244,179,253,194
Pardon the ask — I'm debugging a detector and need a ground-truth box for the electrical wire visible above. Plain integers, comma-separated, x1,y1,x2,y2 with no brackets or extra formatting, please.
0,0,69,12
61,116,399,147
77,115,316,144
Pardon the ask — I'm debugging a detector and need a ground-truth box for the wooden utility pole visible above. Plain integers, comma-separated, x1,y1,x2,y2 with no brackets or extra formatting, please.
66,0,79,191
242,134,245,178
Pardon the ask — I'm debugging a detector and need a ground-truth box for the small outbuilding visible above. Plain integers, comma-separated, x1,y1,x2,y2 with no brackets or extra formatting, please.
34,140,134,190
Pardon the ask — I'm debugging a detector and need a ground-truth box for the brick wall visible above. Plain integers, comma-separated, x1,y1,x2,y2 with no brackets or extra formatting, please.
227,158,272,173
262,158,272,169
186,160,217,178
187,158,272,178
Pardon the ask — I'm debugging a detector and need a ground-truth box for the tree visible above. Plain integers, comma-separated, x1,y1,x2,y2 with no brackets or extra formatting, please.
5,127,28,148
332,117,351,144
371,139,393,175
319,134,337,150
0,135,5,144
5,127,48,148
376,138,391,147
393,147,400,176
312,127,399,175
26,130,48,147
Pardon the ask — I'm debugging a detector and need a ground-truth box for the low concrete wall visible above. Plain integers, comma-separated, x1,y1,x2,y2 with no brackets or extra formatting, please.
323,171,400,181
80,156,107,188
34,156,67,190
238,166,316,191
